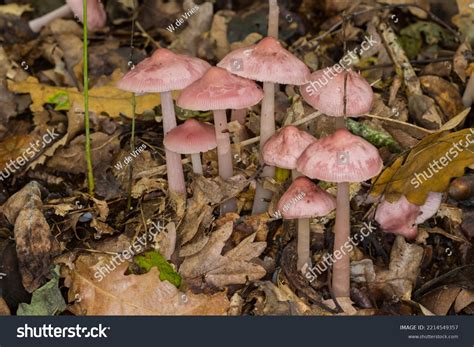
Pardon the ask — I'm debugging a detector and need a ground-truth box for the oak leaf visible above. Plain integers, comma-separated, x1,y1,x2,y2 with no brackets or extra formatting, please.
371,128,474,205
66,256,229,315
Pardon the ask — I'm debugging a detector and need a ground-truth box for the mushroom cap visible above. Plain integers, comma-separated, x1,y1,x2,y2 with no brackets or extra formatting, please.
277,177,336,219
176,67,264,111
296,129,383,182
416,192,443,224
163,119,216,154
262,126,316,169
217,37,310,85
375,192,443,239
116,48,211,93
375,195,419,239
66,0,107,30
301,68,374,117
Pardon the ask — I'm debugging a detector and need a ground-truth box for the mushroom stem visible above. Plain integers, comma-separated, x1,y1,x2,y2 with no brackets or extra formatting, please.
28,4,72,33
297,217,311,272
332,116,351,298
213,109,237,213
160,91,186,195
191,153,203,175
462,72,474,107
252,82,276,214
231,109,249,141
268,0,279,39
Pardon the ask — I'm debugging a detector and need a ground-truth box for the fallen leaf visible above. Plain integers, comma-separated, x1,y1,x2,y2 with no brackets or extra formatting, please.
1,181,42,224
0,4,33,16
134,251,181,287
66,256,229,315
17,266,66,316
420,75,465,119
371,128,474,205
179,222,266,288
419,286,462,315
7,71,167,118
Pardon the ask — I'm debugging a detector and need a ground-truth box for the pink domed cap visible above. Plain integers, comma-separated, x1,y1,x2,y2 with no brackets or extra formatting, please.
375,195,419,239
217,37,310,85
296,129,383,182
176,67,264,111
163,119,216,154
416,192,443,224
66,0,107,30
277,177,336,219
301,68,374,117
116,48,211,93
262,126,316,169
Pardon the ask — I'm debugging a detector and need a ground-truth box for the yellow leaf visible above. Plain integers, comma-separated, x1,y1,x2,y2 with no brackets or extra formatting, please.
371,129,474,205
7,70,175,118
0,4,33,16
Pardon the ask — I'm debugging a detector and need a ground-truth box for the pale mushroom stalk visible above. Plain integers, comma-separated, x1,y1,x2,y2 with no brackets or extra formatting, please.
161,91,186,195
252,0,279,214
29,4,72,33
332,120,351,296
190,153,203,175
214,110,237,213
297,218,311,270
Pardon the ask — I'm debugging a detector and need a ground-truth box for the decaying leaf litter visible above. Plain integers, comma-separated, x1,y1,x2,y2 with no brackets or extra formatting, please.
0,0,473,316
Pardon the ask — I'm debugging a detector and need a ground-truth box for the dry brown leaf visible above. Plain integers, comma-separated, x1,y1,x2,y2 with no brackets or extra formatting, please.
420,75,465,119
370,236,424,299
13,185,60,292
420,286,462,315
454,289,474,313
1,181,42,224
66,256,229,315
7,70,170,118
0,4,33,16
179,222,266,288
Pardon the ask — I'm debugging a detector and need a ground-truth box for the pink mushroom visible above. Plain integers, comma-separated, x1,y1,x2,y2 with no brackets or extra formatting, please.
218,37,310,214
375,192,443,239
301,68,374,117
177,67,263,213
117,48,211,199
29,0,107,33
262,125,316,173
262,126,317,271
164,119,217,175
296,129,383,182
277,177,336,270
297,128,382,298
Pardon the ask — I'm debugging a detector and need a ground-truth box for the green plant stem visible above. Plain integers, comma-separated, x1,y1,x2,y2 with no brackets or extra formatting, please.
83,0,94,196
127,93,137,210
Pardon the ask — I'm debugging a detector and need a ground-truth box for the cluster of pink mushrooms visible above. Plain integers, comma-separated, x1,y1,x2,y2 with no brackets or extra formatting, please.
30,0,445,301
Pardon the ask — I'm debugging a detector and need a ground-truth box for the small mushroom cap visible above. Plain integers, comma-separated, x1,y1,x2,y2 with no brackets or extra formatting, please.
66,0,107,30
277,177,336,219
301,68,374,117
116,48,211,93
296,129,383,182
177,67,264,111
217,37,311,85
375,195,419,239
375,192,442,239
163,119,216,154
416,192,443,224
262,126,316,169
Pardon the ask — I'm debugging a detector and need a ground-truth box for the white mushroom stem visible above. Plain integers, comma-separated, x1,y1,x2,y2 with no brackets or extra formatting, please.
160,91,186,196
268,0,279,39
297,218,311,271
291,170,310,272
252,82,276,214
191,153,203,175
213,110,237,213
332,117,351,298
28,4,72,33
